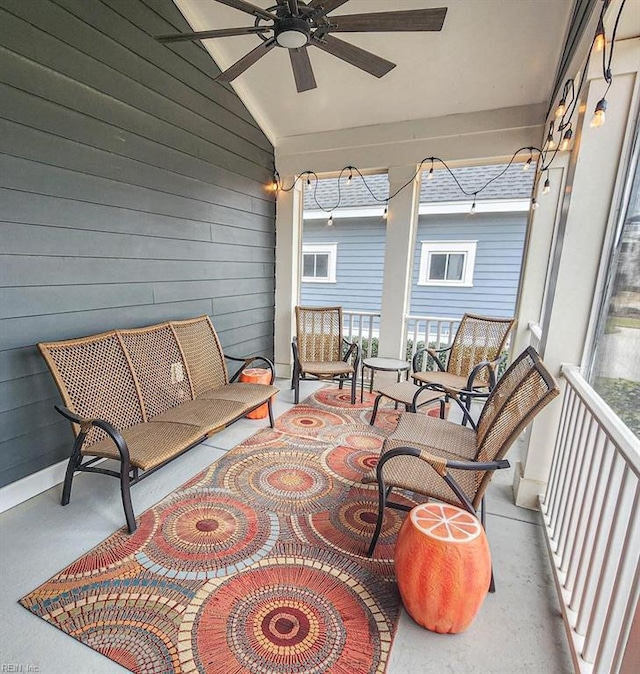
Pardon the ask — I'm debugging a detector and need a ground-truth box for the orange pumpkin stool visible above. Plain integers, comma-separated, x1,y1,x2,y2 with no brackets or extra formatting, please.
239,368,272,419
394,502,491,634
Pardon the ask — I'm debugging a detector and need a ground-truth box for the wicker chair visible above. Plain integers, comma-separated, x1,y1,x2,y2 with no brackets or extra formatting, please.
411,313,515,423
292,306,360,404
363,346,559,561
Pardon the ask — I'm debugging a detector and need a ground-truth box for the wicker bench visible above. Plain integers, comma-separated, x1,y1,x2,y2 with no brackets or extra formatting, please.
38,316,279,533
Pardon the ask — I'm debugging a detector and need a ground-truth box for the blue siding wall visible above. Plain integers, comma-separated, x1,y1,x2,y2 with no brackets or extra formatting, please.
301,212,526,320
300,217,385,312
410,213,526,319
0,0,275,488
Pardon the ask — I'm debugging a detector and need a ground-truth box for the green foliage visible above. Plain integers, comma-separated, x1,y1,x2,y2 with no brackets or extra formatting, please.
593,377,640,439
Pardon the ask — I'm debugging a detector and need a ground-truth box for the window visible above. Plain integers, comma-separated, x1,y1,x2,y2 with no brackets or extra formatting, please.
301,243,337,283
418,241,477,286
589,150,640,439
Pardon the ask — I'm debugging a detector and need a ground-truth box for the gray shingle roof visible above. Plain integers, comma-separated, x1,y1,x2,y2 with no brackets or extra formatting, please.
302,163,535,210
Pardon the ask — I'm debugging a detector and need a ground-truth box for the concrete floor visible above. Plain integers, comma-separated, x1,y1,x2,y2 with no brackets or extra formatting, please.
0,379,573,674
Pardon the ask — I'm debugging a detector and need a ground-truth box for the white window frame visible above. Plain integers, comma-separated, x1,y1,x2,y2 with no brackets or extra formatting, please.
418,240,477,287
301,243,338,283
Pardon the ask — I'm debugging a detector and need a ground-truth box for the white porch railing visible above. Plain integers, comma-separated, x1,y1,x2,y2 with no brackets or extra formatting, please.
343,310,379,357
540,364,640,674
404,314,460,363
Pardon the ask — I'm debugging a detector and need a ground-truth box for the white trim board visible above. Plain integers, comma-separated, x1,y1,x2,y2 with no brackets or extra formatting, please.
0,458,68,514
304,198,531,219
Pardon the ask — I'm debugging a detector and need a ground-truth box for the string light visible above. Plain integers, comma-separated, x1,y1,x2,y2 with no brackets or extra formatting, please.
346,167,353,185
383,206,388,220
555,98,566,118
470,194,477,215
594,18,605,52
327,212,334,226
428,160,435,180
546,122,556,151
531,198,539,210
542,173,551,195
560,127,573,151
590,98,607,128
523,155,533,171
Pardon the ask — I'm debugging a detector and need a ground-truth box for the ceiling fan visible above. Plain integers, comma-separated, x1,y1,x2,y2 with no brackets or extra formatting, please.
156,0,447,93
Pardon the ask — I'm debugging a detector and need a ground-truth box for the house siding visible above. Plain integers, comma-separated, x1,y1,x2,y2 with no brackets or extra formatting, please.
300,217,385,313
0,0,276,487
301,212,526,319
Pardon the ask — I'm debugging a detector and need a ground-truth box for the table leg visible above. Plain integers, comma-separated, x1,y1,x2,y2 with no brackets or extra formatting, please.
360,365,365,403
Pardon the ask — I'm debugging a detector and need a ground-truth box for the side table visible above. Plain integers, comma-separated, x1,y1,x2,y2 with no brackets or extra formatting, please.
360,357,410,402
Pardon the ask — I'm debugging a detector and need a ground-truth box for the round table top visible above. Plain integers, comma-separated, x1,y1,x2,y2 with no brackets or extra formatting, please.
362,357,410,371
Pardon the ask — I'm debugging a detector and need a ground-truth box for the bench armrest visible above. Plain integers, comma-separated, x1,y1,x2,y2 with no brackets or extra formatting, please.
54,404,131,464
226,354,276,384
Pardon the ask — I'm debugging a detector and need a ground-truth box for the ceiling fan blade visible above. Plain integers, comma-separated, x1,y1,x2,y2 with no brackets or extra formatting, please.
289,47,317,92
215,38,277,82
213,0,274,21
329,8,447,32
307,0,351,14
310,34,395,78
155,27,269,43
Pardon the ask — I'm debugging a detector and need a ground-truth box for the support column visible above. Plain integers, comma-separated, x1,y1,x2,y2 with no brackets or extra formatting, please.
274,178,303,379
377,165,421,358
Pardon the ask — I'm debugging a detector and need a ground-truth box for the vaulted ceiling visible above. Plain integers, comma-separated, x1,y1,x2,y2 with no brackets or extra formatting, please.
171,0,575,144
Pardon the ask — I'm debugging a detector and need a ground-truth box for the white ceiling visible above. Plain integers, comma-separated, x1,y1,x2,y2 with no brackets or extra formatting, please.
173,0,575,144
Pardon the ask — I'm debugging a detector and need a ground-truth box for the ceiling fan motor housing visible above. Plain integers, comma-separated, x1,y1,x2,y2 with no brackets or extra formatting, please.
275,16,311,49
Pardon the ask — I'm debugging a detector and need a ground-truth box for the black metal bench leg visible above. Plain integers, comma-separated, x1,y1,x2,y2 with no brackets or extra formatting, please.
120,461,137,534
61,435,85,506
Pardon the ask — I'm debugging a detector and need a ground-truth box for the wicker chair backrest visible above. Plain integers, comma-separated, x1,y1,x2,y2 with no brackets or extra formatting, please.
446,314,514,378
171,316,228,397
119,323,193,420
472,347,559,504
38,331,145,446
295,306,343,363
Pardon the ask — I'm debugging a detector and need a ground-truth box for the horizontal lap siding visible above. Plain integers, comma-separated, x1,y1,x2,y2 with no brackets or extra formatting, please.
409,213,527,318
300,218,385,313
0,0,275,487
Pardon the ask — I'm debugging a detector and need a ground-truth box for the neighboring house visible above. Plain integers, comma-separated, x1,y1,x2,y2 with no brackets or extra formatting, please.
301,164,535,322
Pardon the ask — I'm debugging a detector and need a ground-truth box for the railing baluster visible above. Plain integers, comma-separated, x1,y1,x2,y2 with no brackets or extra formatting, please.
539,362,639,674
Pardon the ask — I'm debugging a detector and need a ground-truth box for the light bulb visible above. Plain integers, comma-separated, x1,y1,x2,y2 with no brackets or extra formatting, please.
523,157,533,171
547,135,556,151
271,180,278,192
383,206,388,220
531,198,539,210
346,171,353,186
542,177,551,195
555,98,566,118
470,198,477,215
327,213,334,227
590,98,607,128
560,128,573,152
594,23,605,52
428,166,434,180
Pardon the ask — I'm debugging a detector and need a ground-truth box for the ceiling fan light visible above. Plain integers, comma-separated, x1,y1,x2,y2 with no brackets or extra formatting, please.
275,17,309,49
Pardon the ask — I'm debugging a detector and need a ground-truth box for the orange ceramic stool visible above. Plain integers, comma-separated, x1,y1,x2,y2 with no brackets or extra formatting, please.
394,502,491,634
239,368,271,419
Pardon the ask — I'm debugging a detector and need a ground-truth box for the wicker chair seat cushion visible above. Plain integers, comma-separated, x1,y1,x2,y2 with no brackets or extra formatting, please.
413,370,489,393
374,381,444,406
363,413,478,506
83,421,205,471
300,360,354,377
151,399,247,435
199,382,279,405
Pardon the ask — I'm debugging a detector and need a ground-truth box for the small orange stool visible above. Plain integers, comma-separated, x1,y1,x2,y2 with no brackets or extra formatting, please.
394,502,491,634
239,368,272,419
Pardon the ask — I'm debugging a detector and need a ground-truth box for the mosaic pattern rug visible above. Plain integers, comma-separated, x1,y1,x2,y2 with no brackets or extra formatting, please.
20,388,422,674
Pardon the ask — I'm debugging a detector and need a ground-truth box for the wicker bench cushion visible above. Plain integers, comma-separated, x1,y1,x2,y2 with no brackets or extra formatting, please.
200,382,279,406
151,399,247,435
83,421,205,471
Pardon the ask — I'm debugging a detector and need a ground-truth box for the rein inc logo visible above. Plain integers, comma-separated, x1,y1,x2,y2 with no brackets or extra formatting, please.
1,666,39,673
